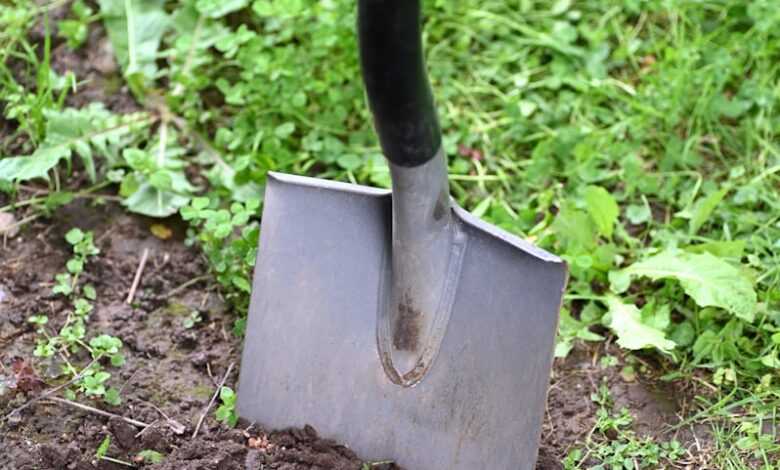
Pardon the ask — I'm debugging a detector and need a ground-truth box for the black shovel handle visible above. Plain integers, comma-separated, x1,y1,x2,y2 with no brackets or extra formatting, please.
358,0,442,167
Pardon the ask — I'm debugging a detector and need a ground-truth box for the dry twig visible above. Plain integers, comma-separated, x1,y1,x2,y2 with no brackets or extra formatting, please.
44,396,150,429
3,357,99,421
126,247,150,304
192,362,234,439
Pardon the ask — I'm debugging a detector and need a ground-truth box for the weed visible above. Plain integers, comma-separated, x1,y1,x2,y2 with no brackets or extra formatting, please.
564,382,685,469
215,386,238,427
28,229,125,405
135,449,165,464
182,310,202,329
181,196,259,323
95,435,134,467
58,0,97,50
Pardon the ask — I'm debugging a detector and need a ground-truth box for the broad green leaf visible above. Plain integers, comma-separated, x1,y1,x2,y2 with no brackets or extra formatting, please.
670,321,695,347
110,353,125,367
553,205,597,252
123,148,155,171
122,183,191,217
605,297,675,353
625,203,651,225
67,258,84,273
0,146,69,182
149,170,174,191
760,353,780,369
688,187,729,235
274,122,296,139
220,386,236,404
104,388,122,406
65,228,85,245
231,275,251,292
336,154,362,171
583,185,619,238
192,197,210,210
99,0,169,81
640,302,670,331
612,250,757,322
204,164,262,203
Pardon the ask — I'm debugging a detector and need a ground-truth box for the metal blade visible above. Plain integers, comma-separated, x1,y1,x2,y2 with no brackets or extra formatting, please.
237,172,566,470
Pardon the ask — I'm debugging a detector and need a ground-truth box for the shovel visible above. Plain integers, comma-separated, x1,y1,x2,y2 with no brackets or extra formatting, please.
236,1,568,468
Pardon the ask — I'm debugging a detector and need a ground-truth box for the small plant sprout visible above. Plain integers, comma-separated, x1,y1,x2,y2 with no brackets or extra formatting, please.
27,229,126,405
135,449,165,464
94,435,134,467
215,386,238,427
183,310,202,329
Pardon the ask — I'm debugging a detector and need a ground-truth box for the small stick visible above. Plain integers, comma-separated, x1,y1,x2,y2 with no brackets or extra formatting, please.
99,455,136,468
126,248,150,304
44,396,150,429
164,274,210,300
4,357,99,420
192,362,234,439
206,362,214,383
134,420,161,439
137,399,185,435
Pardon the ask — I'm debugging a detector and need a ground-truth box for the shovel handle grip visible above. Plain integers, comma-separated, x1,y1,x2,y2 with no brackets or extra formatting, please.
358,0,442,167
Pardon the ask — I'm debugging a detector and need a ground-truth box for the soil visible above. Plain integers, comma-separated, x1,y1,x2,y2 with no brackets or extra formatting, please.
1,9,701,470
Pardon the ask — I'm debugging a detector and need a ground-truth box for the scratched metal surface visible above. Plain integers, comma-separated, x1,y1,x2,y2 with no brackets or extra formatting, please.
237,173,567,470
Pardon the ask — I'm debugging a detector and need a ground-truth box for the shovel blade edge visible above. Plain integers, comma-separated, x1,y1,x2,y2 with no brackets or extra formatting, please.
237,172,567,470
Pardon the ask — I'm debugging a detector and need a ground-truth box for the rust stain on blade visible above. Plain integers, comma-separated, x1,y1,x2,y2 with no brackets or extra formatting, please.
393,292,422,352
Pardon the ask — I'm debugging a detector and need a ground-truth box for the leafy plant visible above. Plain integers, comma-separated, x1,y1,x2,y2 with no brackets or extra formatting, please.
610,250,757,322
98,0,170,95
181,196,259,316
95,435,111,459
183,311,202,329
136,449,165,464
58,0,96,49
215,386,238,427
52,228,99,296
555,304,603,358
29,229,125,405
604,297,676,354
118,124,197,217
95,435,134,467
0,104,152,184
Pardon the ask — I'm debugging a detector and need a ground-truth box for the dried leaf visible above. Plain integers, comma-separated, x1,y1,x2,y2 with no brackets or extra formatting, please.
150,223,172,240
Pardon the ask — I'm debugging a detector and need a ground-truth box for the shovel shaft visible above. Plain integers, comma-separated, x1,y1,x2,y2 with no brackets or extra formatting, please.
359,0,463,386
358,0,441,167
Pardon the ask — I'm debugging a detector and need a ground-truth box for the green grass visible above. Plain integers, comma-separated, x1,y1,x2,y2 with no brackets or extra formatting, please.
2,0,779,466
